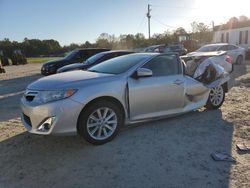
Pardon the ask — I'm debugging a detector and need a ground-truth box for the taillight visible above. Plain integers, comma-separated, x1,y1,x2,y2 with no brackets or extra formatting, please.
225,55,233,64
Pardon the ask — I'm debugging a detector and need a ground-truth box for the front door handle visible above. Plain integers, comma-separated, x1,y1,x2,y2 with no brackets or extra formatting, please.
173,79,184,85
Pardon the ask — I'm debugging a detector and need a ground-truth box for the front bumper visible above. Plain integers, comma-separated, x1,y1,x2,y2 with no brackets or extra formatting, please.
20,97,84,135
41,66,56,76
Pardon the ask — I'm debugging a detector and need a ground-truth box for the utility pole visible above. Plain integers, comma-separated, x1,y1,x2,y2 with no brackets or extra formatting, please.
211,21,215,31
147,4,151,39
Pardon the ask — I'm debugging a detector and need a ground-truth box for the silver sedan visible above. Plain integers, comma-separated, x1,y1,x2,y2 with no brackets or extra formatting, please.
188,43,245,64
21,53,231,144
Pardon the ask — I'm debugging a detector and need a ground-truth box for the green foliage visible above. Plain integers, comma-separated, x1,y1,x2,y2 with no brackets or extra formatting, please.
0,21,214,57
27,57,60,64
190,22,213,44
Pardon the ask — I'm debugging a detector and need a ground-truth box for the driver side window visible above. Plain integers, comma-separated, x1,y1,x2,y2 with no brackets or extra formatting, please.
143,55,179,76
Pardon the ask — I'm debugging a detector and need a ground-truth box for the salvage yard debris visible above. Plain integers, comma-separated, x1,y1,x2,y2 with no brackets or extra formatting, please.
211,152,236,162
236,143,250,152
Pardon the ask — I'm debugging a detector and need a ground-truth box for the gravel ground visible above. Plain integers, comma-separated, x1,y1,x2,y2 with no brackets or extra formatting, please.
0,62,249,188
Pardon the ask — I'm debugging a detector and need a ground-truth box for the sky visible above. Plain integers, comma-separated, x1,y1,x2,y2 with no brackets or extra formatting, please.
0,0,250,45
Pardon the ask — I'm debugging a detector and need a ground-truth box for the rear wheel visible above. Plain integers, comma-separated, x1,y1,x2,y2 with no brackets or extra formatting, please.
77,101,123,145
236,55,243,64
205,85,225,109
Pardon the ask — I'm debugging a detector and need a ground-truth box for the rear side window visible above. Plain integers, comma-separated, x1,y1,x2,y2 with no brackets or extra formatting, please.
143,55,180,76
228,45,237,50
219,45,229,51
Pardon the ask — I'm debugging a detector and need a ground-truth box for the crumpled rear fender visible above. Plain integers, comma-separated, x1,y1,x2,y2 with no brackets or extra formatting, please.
206,75,230,89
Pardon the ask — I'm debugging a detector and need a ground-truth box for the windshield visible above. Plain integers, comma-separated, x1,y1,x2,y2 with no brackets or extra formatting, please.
197,45,221,52
83,52,105,65
88,54,151,74
64,49,79,60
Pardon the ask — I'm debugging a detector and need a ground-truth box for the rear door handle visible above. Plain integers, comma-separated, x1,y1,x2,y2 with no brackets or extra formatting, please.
173,79,184,85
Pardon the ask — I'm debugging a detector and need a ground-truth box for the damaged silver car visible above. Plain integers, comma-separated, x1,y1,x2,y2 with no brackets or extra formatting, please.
20,52,233,144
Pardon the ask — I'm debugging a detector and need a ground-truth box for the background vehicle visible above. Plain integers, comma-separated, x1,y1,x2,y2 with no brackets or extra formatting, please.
144,44,187,55
144,44,167,53
57,50,134,73
21,53,232,145
41,48,110,75
164,44,188,55
0,61,6,73
0,50,10,66
11,50,27,65
187,43,245,64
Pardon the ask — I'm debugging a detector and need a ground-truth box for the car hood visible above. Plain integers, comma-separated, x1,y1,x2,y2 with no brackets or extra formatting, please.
28,70,114,90
43,58,66,67
57,63,87,73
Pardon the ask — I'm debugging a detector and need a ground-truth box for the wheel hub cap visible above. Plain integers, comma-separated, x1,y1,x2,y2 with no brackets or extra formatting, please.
210,86,224,106
87,107,117,140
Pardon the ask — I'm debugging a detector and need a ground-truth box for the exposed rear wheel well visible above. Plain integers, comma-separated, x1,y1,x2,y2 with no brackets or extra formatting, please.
222,82,228,93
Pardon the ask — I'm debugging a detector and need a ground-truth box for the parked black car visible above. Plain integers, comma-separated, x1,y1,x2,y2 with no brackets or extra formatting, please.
143,44,167,53
165,44,187,55
57,50,134,73
41,48,110,75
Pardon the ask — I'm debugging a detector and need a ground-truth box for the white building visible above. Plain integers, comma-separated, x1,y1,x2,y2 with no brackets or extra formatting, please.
213,20,250,49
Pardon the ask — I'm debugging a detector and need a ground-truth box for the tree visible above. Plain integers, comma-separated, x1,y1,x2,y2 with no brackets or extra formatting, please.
190,22,212,44
174,27,187,35
239,15,249,22
227,17,239,24
191,22,210,33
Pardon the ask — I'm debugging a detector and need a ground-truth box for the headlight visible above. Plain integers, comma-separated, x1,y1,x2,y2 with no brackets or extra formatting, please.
36,89,77,104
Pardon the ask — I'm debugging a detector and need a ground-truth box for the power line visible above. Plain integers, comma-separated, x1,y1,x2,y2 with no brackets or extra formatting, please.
151,16,178,29
137,13,147,33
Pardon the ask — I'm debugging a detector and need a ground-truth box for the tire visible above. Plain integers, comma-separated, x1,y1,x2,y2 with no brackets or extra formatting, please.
236,55,243,65
77,100,124,145
205,85,225,110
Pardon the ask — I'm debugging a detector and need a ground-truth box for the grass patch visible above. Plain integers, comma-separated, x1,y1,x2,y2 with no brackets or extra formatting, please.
27,57,60,64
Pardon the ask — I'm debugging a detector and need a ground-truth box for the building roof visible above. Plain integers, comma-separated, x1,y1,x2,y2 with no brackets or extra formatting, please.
214,20,250,31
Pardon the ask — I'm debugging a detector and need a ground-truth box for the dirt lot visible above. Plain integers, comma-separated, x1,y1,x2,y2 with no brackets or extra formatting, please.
0,62,249,188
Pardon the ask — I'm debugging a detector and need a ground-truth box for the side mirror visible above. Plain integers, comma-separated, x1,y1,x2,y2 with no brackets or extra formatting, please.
135,68,153,78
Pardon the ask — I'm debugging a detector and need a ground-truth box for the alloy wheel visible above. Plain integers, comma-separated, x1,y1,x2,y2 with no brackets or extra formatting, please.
209,86,224,106
86,107,118,140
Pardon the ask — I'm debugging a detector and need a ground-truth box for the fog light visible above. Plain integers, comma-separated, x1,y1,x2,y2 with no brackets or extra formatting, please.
37,117,55,132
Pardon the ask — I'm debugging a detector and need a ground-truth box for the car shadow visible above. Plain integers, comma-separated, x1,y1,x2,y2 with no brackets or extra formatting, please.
0,109,235,188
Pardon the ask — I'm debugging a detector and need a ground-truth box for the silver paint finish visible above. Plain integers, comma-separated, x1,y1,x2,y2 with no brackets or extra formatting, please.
128,74,185,120
20,97,83,135
21,53,230,135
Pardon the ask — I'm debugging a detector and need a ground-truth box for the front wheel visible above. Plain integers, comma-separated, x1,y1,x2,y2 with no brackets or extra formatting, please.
205,85,225,109
77,101,124,145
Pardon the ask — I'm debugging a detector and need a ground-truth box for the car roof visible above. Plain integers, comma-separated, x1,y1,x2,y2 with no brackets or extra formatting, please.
145,44,166,49
203,43,229,47
133,52,177,57
77,48,110,51
99,50,134,55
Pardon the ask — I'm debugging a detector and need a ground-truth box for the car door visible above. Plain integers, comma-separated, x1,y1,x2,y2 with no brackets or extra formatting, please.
128,55,185,121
